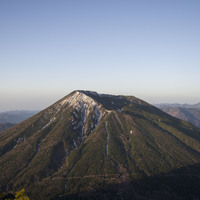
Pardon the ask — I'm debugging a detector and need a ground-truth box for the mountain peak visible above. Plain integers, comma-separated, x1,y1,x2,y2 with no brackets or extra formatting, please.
77,90,123,98
77,90,99,96
58,90,102,112
71,90,132,110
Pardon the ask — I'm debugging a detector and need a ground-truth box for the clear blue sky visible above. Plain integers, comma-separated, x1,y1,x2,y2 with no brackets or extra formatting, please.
0,0,200,111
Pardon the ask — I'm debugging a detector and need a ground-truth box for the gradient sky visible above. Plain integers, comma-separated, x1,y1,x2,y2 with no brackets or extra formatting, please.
0,0,200,111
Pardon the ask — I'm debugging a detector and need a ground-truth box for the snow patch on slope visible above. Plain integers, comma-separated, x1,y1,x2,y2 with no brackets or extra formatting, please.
42,117,55,130
105,120,122,178
94,106,101,128
105,121,109,159
81,103,87,141
65,91,103,135
34,91,104,150
13,136,26,149
60,91,101,110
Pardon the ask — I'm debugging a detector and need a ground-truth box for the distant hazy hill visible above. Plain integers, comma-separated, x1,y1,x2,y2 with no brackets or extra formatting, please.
155,103,200,109
0,122,15,133
0,110,39,124
1,91,200,200
156,103,200,128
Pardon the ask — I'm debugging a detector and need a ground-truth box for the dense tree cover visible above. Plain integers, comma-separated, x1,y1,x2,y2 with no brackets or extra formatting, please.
1,91,200,199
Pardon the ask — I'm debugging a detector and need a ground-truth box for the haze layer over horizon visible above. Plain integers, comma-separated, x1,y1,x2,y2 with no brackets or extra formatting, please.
1,0,200,111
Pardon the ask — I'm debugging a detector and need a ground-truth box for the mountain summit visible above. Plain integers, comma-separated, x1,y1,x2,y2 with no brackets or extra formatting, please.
1,90,200,200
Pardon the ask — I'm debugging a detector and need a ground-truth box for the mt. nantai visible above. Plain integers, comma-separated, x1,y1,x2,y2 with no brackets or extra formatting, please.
1,90,200,200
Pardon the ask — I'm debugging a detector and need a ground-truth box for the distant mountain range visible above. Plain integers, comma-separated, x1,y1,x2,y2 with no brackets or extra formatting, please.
156,103,200,128
0,122,15,133
155,102,200,109
1,91,200,200
0,110,39,133
0,110,39,124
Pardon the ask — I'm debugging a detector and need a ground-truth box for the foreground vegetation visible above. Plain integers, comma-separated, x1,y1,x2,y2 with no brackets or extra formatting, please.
0,189,29,200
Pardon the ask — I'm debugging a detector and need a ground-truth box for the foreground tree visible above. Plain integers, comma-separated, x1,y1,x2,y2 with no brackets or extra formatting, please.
14,189,29,200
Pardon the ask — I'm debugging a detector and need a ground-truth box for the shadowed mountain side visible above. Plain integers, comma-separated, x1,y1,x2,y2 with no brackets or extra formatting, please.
134,163,200,200
48,163,200,200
